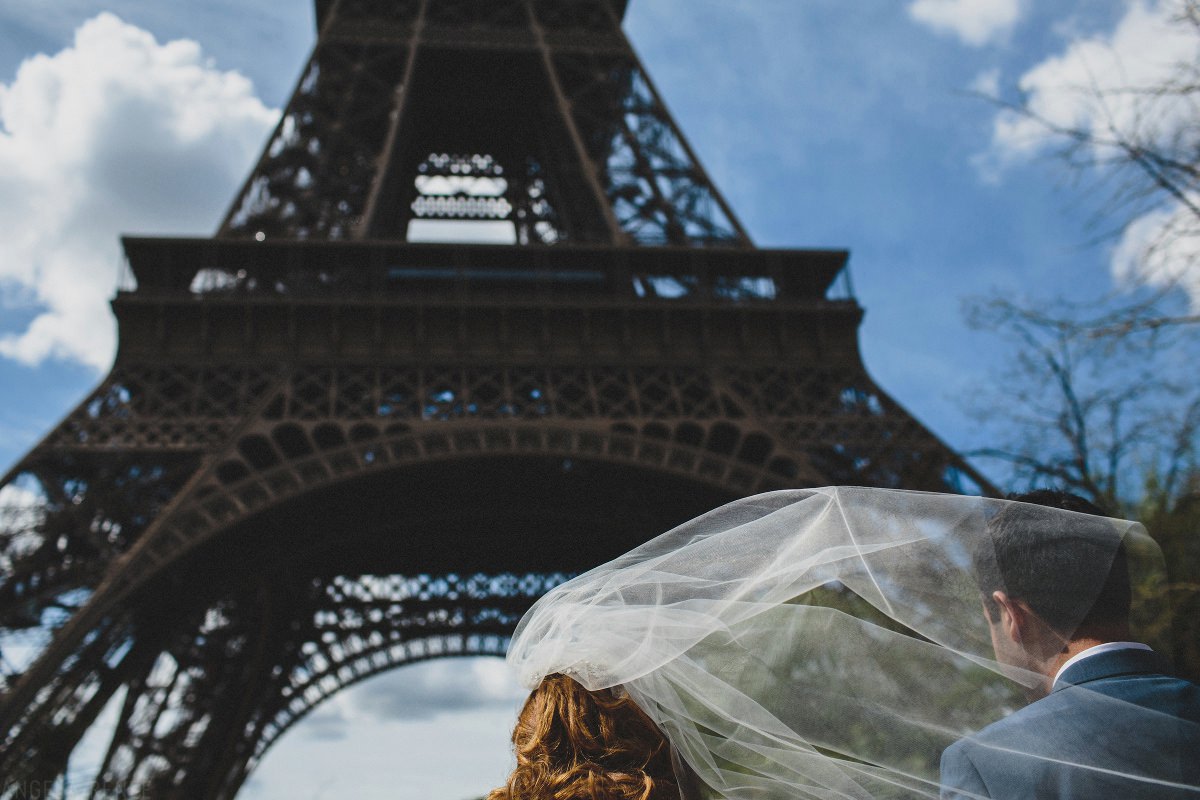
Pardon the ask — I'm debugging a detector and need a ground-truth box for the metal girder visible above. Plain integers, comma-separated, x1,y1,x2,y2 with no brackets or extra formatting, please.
222,0,746,246
0,0,994,796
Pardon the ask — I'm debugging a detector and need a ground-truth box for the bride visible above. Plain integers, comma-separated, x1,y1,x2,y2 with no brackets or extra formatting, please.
487,487,1198,800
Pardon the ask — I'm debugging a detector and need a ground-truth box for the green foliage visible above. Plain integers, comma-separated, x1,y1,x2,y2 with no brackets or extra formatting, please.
1133,478,1200,682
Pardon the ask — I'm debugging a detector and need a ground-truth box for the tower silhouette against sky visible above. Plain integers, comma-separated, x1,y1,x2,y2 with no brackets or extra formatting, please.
0,0,991,796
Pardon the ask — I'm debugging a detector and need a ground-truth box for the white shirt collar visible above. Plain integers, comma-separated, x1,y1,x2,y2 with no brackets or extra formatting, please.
1052,641,1153,689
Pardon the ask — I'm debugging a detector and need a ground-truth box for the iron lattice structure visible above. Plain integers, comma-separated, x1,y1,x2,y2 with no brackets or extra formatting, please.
0,1,993,796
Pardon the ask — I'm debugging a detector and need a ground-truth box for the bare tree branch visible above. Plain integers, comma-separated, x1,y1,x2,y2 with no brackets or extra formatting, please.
965,4,1200,678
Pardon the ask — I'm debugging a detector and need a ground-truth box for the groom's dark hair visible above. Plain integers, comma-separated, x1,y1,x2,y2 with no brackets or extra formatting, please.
975,489,1131,637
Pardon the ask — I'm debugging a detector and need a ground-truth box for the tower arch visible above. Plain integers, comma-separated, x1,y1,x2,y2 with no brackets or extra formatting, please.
82,455,743,797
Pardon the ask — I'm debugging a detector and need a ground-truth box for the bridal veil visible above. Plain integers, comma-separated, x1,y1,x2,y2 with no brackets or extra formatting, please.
506,487,1188,799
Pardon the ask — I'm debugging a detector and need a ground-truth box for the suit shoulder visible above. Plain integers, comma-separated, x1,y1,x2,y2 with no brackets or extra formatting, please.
939,737,987,799
1077,671,1200,723
963,693,1068,745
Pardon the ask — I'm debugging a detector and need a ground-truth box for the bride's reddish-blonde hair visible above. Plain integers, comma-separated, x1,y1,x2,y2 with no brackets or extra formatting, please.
487,673,680,800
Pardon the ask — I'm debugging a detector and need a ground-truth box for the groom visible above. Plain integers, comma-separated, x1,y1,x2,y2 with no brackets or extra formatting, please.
940,490,1200,799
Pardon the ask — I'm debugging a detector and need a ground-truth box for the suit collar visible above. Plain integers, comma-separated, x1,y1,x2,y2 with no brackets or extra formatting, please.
1053,647,1172,692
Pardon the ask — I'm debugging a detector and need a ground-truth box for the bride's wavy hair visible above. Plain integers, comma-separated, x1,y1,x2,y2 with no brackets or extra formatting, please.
487,673,680,800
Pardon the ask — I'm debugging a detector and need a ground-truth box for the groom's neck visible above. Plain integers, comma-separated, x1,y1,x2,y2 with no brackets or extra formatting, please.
1043,623,1134,685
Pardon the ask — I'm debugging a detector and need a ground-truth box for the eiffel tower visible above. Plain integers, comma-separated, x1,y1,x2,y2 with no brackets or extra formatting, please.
0,1,992,796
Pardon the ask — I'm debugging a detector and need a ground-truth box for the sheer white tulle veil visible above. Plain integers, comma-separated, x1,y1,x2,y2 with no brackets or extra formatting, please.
505,487,1188,799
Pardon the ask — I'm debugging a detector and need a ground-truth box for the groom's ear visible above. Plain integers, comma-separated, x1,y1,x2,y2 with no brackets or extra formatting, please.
991,591,1026,644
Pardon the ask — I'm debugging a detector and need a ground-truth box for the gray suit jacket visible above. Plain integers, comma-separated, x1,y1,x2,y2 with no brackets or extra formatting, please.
940,649,1200,799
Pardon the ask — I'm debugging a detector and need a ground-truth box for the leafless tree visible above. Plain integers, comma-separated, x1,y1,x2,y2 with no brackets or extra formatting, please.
965,296,1199,510
967,4,1200,675
979,0,1200,335
969,0,1200,498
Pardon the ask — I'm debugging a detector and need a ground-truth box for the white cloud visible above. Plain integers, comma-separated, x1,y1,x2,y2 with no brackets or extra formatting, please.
969,67,1002,97
990,1,1199,161
0,481,40,509
249,658,526,800
985,0,1200,306
908,0,1023,46
349,657,527,723
0,13,276,369
1112,197,1200,308
295,700,351,742
0,481,44,558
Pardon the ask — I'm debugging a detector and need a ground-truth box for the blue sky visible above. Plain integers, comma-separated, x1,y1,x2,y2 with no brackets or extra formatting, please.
1,0,1195,797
